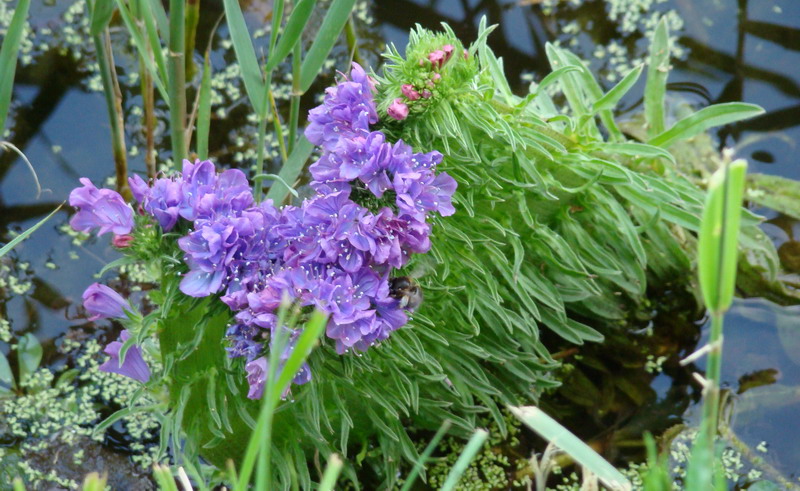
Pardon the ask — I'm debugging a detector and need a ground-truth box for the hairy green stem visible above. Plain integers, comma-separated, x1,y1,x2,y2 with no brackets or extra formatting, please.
168,0,187,164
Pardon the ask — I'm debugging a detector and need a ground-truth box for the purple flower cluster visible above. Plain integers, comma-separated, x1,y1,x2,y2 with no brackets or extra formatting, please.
69,178,134,238
70,63,456,400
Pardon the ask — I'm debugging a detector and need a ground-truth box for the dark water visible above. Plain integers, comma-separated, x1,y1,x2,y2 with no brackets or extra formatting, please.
1,0,799,485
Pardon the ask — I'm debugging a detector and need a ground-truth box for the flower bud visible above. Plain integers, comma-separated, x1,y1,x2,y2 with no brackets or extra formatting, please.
442,44,455,62
401,84,421,101
83,283,128,321
387,98,409,120
112,234,134,248
428,50,446,69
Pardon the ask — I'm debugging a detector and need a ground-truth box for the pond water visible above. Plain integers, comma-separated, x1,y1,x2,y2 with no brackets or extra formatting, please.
1,0,798,486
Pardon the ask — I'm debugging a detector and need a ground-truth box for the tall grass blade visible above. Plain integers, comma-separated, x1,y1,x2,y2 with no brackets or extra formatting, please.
197,54,212,160
509,406,632,490
318,454,344,491
152,464,180,491
400,419,452,491
299,0,357,93
649,103,765,148
222,0,266,112
0,203,63,258
644,17,670,138
698,159,748,314
265,135,314,204
440,429,489,491
146,0,170,44
80,472,107,491
265,0,316,72
12,478,25,491
138,0,169,86
0,0,31,132
90,0,115,36
114,0,169,103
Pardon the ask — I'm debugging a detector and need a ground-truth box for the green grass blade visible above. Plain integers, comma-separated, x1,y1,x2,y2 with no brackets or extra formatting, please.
114,0,170,104
222,0,266,112
152,464,180,491
12,478,25,491
265,135,314,204
197,54,211,160
591,141,675,165
509,406,632,490
265,0,316,73
318,454,344,491
0,0,31,132
299,0,356,93
649,103,765,148
270,310,326,405
0,203,63,258
593,64,643,113
138,0,169,87
644,17,670,138
80,472,107,491
90,0,115,36
146,0,170,45
400,419,452,491
698,159,748,314
440,429,489,491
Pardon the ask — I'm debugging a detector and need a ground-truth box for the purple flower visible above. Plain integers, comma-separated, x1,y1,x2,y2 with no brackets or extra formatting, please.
141,177,183,231
83,283,128,321
387,98,409,121
69,178,134,236
99,330,150,383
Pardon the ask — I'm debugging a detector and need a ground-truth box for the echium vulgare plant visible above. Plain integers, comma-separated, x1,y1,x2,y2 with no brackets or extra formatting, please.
72,19,781,489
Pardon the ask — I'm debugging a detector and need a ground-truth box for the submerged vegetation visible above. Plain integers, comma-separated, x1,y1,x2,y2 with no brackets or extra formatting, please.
1,0,800,489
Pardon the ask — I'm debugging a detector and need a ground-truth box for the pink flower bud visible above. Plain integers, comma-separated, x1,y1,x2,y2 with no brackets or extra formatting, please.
401,84,421,101
463,49,469,60
432,73,441,82
428,50,446,69
387,98,409,120
442,44,455,62
112,234,134,248
422,90,432,99
367,75,379,93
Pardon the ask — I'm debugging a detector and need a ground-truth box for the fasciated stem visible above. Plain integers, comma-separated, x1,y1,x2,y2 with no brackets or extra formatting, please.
94,29,130,199
168,0,187,164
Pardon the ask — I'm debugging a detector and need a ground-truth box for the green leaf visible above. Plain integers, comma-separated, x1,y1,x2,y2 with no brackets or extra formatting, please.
17,332,42,384
299,0,357,93
440,429,489,491
649,103,765,148
591,142,675,165
90,0,115,36
0,0,31,132
400,419,452,491
265,135,314,204
222,0,266,112
0,350,14,392
0,203,62,258
510,406,631,490
593,64,643,113
252,173,299,198
265,0,317,73
197,54,212,160
746,173,800,220
80,472,107,491
698,159,748,314
318,454,344,491
644,17,670,138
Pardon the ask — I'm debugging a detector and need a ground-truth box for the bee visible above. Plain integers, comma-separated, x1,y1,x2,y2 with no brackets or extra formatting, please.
389,276,423,311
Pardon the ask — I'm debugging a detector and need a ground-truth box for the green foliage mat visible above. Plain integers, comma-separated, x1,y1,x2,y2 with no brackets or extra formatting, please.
157,20,788,488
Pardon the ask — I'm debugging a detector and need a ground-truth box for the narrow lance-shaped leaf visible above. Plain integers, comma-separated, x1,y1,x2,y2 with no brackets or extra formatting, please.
0,0,31,132
318,454,344,491
222,0,266,112
698,159,748,314
509,406,632,490
0,203,64,258
113,0,170,103
593,64,644,113
265,0,317,73
197,54,212,160
299,0,357,93
440,429,490,491
265,135,315,204
649,103,766,148
645,17,670,138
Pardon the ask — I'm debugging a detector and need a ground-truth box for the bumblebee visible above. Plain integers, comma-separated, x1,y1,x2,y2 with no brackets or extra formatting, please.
388,276,423,311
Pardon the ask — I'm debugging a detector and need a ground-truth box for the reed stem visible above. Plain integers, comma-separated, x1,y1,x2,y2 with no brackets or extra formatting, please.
288,40,302,154
168,0,187,164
